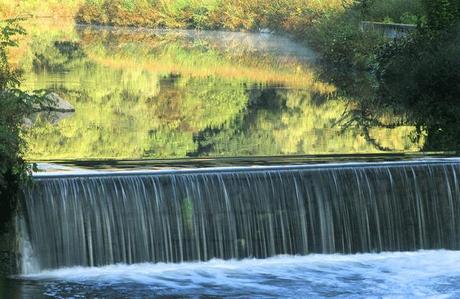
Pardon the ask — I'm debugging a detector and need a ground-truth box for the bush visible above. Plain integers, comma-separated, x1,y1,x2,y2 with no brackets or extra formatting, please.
361,0,424,23
305,9,385,69
375,24,460,150
75,0,108,24
423,0,460,31
75,0,346,31
0,19,43,230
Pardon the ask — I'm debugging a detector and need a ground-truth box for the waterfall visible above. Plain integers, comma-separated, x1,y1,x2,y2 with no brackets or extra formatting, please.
22,161,460,272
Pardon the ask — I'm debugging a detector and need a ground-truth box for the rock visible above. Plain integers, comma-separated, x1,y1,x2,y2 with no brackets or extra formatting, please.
41,111,75,125
34,92,75,113
27,93,76,127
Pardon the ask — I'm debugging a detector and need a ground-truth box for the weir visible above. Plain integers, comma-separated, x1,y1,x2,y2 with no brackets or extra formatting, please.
360,21,416,38
20,159,460,273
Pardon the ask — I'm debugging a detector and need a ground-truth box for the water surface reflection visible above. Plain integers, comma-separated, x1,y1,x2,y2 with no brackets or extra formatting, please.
18,21,421,160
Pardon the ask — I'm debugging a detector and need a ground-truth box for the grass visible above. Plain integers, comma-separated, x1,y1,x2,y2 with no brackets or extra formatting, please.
74,0,349,31
72,0,424,31
0,0,425,31
0,0,83,18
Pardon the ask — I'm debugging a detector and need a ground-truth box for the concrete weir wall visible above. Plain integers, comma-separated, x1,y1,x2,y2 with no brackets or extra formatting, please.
360,21,416,38
6,159,460,275
0,216,20,277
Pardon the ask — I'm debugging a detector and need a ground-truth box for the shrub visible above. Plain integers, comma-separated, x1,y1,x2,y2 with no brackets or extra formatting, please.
75,0,108,24
306,9,384,69
423,0,460,31
75,0,346,31
375,23,460,150
362,0,424,23
0,19,43,229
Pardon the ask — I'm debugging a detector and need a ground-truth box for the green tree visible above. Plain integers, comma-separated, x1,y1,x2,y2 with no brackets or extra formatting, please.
424,0,460,31
0,19,43,230
372,0,460,151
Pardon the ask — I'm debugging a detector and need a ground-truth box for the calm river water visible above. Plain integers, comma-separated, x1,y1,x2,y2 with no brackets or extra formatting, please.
18,21,421,160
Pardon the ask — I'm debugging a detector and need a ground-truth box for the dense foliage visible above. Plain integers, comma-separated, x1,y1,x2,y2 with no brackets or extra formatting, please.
424,0,460,30
74,0,347,31
304,0,424,69
373,0,460,150
330,0,460,151
0,19,42,229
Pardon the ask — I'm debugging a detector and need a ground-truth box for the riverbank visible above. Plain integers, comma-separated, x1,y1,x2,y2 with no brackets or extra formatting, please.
74,0,423,67
75,0,345,31
1,1,425,69
0,0,82,18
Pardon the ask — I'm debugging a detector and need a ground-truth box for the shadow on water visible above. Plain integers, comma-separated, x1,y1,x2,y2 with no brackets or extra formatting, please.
0,277,47,299
316,25,460,154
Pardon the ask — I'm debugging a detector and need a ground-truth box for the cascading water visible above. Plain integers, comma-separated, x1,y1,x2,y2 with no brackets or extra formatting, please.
21,161,460,273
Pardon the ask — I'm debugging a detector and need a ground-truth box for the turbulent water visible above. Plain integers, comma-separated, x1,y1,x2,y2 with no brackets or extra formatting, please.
22,161,460,274
7,251,460,298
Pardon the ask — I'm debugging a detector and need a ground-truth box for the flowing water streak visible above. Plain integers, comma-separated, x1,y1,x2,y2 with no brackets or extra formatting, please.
22,160,460,273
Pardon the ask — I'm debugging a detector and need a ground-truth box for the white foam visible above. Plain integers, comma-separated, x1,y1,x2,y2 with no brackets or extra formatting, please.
20,251,460,297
